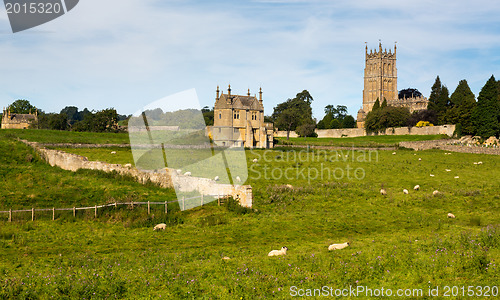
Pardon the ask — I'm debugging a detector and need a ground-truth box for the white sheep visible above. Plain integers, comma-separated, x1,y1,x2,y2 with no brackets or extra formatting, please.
222,256,231,260
176,169,182,174
454,176,459,179
445,169,451,172
414,185,420,191
473,162,478,165
403,189,409,194
285,184,293,189
124,163,132,168
447,213,456,218
328,242,350,251
418,158,422,161
184,171,191,176
268,246,288,257
214,176,219,181
111,151,116,154
252,158,258,163
153,223,166,231
477,161,483,165
392,152,396,155
380,188,387,196
430,174,435,177
235,176,241,182
432,190,439,196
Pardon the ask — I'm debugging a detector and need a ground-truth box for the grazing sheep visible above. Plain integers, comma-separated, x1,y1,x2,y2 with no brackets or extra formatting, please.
222,256,231,260
235,176,241,182
477,161,483,165
418,158,422,161
124,163,132,168
392,152,396,155
473,162,478,165
430,174,435,177
454,176,459,179
403,189,409,194
285,184,293,189
445,169,451,172
153,223,167,231
380,188,387,196
176,169,182,174
111,151,116,154
328,242,350,251
268,246,288,257
447,213,456,218
433,190,439,196
252,158,258,163
414,185,420,191
184,171,191,176
214,176,219,181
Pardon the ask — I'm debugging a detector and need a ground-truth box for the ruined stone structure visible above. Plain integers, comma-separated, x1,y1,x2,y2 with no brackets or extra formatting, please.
357,42,428,128
211,85,273,148
1,108,38,129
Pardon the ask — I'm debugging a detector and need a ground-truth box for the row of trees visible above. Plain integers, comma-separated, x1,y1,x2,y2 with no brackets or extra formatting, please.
3,100,127,132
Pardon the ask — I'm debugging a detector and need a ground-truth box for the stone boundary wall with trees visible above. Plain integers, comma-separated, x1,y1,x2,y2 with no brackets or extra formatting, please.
20,140,253,207
275,124,455,138
399,139,500,155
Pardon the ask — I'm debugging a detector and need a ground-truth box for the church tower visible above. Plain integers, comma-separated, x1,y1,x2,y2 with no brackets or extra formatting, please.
362,42,397,113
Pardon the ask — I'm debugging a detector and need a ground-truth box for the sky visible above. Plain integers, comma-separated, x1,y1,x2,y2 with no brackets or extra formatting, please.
1,0,500,120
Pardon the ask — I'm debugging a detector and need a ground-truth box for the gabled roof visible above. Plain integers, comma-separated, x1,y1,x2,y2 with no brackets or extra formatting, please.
215,93,263,111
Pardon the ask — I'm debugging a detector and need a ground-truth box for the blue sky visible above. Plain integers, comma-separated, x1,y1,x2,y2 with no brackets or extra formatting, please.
1,0,500,120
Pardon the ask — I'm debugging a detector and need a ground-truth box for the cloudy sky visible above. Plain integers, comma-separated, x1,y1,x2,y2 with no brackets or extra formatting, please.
1,0,500,120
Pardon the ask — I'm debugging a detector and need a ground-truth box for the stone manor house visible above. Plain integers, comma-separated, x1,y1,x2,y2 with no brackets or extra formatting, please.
210,85,274,148
1,107,38,129
357,42,428,128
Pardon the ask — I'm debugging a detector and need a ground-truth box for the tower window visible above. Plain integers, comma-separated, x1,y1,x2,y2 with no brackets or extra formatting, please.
219,113,221,119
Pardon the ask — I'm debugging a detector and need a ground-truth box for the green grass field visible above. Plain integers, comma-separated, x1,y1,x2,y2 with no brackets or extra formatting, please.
0,130,499,299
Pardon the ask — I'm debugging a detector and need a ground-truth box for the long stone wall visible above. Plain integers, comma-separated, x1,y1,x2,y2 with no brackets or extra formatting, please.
275,125,456,139
21,140,252,208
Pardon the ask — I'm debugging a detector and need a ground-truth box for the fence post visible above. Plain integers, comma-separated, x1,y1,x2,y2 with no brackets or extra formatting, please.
165,201,167,214
9,209,11,222
182,197,185,211
94,205,97,218
114,202,117,209
148,201,150,215
131,201,134,209
73,207,76,218
32,208,34,221
52,207,55,221
201,194,204,206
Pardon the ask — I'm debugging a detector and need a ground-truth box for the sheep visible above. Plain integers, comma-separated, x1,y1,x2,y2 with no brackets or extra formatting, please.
235,176,241,182
418,158,422,161
392,152,396,155
268,246,288,257
153,223,166,231
111,151,116,154
432,190,439,196
454,176,459,179
222,256,231,260
445,169,451,172
473,162,478,165
184,171,191,176
447,213,456,218
477,161,483,165
285,184,293,189
414,185,420,191
380,188,387,196
403,189,409,194
430,174,435,177
252,158,258,163
214,176,219,181
124,163,132,168
328,242,350,251
176,169,182,174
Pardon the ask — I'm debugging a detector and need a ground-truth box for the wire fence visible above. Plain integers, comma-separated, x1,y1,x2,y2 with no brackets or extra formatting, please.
0,194,229,222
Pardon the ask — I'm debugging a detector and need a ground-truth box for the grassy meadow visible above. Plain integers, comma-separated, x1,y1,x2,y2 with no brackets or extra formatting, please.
276,134,450,147
0,129,499,299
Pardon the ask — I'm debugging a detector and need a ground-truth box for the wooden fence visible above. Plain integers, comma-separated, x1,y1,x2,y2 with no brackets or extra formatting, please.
0,194,229,222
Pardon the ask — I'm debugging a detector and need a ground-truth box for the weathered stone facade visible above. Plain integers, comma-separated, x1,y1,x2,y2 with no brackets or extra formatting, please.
211,85,273,148
1,108,38,129
357,43,429,128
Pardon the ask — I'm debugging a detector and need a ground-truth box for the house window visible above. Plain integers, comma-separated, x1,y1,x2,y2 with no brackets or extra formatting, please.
219,113,221,119
233,111,240,119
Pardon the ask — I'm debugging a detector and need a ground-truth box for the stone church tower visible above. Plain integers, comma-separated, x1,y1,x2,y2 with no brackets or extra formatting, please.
357,42,397,128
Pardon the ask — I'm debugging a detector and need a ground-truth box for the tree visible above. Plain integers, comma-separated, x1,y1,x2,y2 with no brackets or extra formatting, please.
8,99,37,114
272,90,314,139
407,109,437,127
342,115,356,128
381,98,387,108
202,106,214,126
296,123,317,137
445,80,476,135
372,98,380,111
60,106,80,125
427,76,451,124
318,105,351,129
472,75,499,138
365,106,410,133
